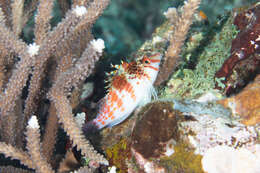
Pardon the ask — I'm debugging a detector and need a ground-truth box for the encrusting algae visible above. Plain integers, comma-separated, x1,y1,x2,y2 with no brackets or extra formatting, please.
159,142,203,173
105,138,131,173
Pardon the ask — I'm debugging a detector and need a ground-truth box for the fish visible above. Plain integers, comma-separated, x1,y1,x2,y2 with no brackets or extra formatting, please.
83,52,162,131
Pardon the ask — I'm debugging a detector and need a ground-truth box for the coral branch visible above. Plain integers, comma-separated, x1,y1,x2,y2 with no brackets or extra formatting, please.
0,25,35,118
0,1,12,27
11,0,25,36
54,39,104,92
23,0,109,120
155,0,201,85
25,116,55,173
0,142,34,169
50,91,108,166
34,0,54,44
49,39,108,166
0,0,111,171
42,104,59,164
0,166,33,173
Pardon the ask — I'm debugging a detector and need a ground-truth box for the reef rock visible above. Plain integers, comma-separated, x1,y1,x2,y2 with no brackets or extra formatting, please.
173,99,258,155
202,145,260,173
217,74,260,125
131,102,179,159
130,101,180,172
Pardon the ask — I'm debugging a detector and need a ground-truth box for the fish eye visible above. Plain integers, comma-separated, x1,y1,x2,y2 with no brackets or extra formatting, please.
142,57,151,64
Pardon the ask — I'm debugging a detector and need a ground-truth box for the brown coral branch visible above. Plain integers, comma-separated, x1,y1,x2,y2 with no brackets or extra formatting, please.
22,7,86,119
42,29,93,163
0,25,34,118
23,0,109,120
0,142,35,169
1,98,23,145
154,0,201,86
0,0,111,171
22,8,82,119
49,40,108,166
34,0,54,44
0,24,28,58
50,91,108,166
0,0,12,27
11,0,25,36
42,104,59,164
0,166,34,173
23,2,109,166
25,116,55,173
54,40,103,92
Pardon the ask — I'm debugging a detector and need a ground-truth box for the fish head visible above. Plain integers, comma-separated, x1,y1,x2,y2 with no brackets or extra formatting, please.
141,52,162,83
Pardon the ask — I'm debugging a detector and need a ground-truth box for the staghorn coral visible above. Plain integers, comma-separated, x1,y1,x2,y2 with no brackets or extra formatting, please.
0,0,110,172
25,116,55,173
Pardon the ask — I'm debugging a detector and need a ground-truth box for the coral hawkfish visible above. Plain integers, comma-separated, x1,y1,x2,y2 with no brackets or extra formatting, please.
84,53,162,130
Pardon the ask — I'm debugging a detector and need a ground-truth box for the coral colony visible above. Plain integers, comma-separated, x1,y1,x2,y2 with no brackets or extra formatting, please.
0,0,259,173
0,0,110,172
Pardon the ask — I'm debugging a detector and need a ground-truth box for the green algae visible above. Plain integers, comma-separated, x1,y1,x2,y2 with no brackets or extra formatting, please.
162,13,239,99
159,142,203,173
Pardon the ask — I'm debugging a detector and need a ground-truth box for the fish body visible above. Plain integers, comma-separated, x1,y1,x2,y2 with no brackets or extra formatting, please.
87,52,162,130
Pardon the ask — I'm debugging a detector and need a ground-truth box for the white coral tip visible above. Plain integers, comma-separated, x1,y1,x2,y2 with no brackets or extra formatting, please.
28,115,40,129
27,43,40,56
108,166,117,173
91,38,105,53
75,112,86,128
73,5,87,17
163,7,177,19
